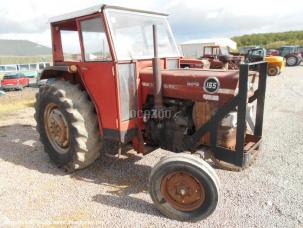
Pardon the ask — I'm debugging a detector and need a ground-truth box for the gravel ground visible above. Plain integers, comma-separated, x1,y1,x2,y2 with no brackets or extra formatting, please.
0,66,302,227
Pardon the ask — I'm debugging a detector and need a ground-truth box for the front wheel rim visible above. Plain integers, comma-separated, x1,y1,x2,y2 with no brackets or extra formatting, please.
269,67,277,75
44,103,70,154
160,171,205,212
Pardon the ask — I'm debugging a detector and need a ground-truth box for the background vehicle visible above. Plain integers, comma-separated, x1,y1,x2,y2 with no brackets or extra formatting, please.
246,48,285,76
277,46,302,66
35,5,268,221
1,72,29,90
239,46,260,55
180,58,210,69
201,45,242,69
266,49,279,56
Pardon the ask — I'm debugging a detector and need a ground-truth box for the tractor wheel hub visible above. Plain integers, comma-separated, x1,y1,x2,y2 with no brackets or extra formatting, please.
44,103,70,154
160,171,205,211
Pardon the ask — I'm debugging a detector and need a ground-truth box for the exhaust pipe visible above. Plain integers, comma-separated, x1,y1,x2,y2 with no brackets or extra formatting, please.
152,24,163,109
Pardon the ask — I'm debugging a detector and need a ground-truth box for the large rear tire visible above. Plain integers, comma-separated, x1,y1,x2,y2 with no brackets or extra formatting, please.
34,80,102,171
149,153,220,221
286,56,298,66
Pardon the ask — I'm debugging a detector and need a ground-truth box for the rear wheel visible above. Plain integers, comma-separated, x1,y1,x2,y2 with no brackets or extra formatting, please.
149,153,220,221
34,80,102,171
267,65,279,76
286,56,298,66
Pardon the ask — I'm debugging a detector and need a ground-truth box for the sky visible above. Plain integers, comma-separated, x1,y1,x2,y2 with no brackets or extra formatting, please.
0,0,302,47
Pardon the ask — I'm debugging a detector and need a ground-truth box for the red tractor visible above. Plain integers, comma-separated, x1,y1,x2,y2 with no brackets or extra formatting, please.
180,58,210,69
35,5,268,221
202,45,243,70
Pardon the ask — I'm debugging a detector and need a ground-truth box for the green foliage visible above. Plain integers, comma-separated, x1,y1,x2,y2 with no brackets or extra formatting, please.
232,31,303,49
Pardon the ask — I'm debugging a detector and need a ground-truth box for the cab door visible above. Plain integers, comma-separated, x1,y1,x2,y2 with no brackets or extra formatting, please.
77,15,120,139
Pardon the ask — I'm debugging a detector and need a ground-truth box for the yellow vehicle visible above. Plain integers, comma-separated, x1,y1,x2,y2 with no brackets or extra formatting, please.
246,48,285,76
265,56,285,76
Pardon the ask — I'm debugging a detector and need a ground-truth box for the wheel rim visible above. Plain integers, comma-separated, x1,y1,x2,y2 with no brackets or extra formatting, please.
160,171,205,212
268,67,277,76
44,103,70,154
287,57,296,65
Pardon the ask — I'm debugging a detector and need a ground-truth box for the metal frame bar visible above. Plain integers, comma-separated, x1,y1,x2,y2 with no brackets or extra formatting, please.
185,61,268,167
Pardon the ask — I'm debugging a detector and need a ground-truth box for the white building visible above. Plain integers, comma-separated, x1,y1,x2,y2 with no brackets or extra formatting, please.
179,38,237,58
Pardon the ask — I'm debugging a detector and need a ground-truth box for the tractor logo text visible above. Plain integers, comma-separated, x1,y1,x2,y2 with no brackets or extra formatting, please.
203,77,220,94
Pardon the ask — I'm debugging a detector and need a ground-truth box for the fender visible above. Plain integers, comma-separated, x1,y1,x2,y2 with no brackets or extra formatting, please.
40,65,104,136
40,65,71,80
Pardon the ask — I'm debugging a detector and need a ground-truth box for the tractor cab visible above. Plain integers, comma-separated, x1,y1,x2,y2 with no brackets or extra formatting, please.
202,45,242,69
246,48,266,62
203,45,229,59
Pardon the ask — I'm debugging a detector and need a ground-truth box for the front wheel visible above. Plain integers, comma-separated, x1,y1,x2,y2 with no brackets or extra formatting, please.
149,154,220,221
267,65,279,76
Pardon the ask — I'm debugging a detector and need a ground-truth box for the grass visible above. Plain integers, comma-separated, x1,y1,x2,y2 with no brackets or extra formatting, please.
0,99,35,118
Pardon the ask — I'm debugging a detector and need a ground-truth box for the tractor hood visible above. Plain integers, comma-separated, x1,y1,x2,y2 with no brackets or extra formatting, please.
265,56,284,63
139,68,240,105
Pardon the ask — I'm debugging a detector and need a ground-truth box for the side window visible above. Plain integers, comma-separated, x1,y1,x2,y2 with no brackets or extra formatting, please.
30,64,37,70
214,48,220,55
204,47,212,55
80,17,111,61
61,30,82,61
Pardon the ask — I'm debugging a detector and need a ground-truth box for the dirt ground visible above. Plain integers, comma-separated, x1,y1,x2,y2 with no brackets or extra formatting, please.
0,66,302,227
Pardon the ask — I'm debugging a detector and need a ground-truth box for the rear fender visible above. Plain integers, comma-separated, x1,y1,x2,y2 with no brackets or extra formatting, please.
40,66,70,80
40,65,104,136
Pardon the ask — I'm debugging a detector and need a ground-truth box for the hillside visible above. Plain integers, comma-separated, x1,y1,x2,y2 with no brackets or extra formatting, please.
0,39,51,56
232,31,303,48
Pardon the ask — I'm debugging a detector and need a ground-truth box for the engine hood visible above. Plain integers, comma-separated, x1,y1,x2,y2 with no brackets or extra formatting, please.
265,56,284,63
139,68,240,105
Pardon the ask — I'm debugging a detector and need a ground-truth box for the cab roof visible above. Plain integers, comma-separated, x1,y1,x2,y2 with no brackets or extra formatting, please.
49,4,169,23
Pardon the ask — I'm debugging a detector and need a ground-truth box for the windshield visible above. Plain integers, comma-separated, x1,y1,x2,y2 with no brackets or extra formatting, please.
4,72,24,79
220,47,229,55
106,9,180,60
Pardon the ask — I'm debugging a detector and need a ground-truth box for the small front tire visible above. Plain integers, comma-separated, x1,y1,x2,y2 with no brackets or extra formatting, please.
267,65,279,76
149,154,220,221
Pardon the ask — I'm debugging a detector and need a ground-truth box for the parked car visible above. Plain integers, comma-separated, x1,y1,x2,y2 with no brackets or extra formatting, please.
22,71,39,86
0,72,29,91
277,46,302,66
